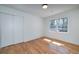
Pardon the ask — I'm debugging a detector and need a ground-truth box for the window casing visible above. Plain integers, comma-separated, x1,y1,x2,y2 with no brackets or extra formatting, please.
50,17,68,32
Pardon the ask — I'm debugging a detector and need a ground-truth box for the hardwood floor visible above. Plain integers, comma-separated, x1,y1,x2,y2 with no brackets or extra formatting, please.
0,37,79,54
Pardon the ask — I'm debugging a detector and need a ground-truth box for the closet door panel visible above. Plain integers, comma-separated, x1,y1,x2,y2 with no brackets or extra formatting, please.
0,14,1,47
0,13,14,47
13,16,24,44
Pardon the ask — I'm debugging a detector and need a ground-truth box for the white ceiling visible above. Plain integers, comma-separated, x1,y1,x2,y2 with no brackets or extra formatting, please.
1,4,79,18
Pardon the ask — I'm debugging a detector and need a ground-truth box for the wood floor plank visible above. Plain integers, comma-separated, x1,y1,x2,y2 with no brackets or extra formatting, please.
0,37,79,54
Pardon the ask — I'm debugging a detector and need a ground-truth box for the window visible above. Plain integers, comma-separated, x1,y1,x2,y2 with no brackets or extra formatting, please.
50,17,68,32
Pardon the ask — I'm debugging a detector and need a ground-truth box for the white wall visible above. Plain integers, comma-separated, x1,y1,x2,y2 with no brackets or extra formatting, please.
45,8,79,45
24,15,43,42
0,5,43,47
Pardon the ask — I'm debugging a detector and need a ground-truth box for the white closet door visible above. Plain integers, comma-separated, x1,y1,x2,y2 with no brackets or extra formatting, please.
0,14,1,47
0,13,14,47
13,16,24,44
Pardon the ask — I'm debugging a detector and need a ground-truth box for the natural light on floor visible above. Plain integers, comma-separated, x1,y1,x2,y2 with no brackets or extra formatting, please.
52,42,64,46
43,38,64,46
43,38,52,42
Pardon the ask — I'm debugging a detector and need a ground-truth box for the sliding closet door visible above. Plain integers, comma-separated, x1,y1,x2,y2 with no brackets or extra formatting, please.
0,13,14,47
13,16,24,44
0,13,24,47
0,14,1,48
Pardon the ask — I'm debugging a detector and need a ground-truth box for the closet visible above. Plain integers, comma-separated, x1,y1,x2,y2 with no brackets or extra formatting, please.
0,13,24,47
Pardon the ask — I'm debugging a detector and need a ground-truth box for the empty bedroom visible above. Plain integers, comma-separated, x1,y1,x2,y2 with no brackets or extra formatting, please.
0,4,79,54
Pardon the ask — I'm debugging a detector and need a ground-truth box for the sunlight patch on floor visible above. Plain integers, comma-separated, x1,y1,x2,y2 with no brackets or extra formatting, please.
43,38,64,46
43,38,52,43
52,41,64,46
